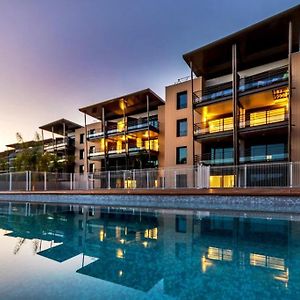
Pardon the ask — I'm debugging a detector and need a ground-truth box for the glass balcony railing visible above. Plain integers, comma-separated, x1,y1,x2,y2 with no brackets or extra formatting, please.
88,142,159,158
240,153,288,163
240,107,288,129
87,119,159,140
239,67,288,93
194,117,233,135
44,139,68,152
193,67,288,105
194,107,287,137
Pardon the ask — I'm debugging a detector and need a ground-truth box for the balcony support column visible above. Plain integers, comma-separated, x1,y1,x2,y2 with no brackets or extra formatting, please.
51,126,56,153
147,94,151,165
102,107,108,171
63,121,67,164
288,21,293,162
232,43,239,187
190,61,195,166
123,99,129,170
41,129,45,152
84,113,89,175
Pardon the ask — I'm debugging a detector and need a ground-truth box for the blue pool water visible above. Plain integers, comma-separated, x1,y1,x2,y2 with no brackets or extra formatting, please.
0,202,300,299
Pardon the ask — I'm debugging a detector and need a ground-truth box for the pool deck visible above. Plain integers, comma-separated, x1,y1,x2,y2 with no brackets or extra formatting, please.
1,187,300,196
1,188,300,214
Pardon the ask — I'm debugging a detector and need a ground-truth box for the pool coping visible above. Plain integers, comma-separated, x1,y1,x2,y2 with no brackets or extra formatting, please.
1,188,300,214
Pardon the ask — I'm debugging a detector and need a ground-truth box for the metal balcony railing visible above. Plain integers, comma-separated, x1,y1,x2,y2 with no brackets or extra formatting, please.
87,119,159,140
193,67,288,105
239,66,288,93
194,107,287,136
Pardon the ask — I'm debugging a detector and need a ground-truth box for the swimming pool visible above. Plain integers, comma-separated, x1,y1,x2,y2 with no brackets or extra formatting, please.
0,201,299,299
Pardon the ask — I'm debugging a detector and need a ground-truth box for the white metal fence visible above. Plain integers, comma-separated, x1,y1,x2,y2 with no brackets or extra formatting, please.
0,162,300,191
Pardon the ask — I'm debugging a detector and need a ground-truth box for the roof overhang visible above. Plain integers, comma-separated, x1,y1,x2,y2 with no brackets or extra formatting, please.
39,119,82,135
183,5,300,79
79,88,165,121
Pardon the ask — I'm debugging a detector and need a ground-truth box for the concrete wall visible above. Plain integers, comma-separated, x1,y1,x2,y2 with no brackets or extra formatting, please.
74,122,101,173
163,78,201,168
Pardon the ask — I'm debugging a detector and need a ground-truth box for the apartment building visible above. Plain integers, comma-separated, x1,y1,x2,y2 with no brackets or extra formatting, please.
159,5,300,187
77,89,164,172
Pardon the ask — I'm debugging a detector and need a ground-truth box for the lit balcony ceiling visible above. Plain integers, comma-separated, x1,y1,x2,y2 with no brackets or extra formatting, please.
39,118,82,135
183,5,300,79
79,88,165,121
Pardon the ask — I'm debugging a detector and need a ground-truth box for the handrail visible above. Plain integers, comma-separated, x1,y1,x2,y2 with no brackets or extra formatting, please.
193,66,288,105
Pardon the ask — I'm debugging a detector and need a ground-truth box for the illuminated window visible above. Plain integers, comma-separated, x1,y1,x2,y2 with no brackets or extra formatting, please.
117,120,125,132
250,107,285,127
209,175,234,188
250,111,266,127
268,108,285,123
208,117,233,133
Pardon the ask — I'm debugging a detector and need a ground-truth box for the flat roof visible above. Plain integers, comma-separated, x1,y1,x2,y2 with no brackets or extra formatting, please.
79,88,165,121
39,118,82,135
183,5,300,79
6,138,53,149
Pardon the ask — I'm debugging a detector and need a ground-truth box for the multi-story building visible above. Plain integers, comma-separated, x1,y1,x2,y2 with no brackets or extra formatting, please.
39,119,82,172
78,89,164,172
161,5,300,187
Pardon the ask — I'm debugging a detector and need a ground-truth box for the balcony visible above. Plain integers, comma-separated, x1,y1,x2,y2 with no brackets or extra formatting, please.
88,141,159,160
239,67,288,94
44,139,68,152
193,81,232,106
87,119,159,141
239,107,288,132
193,67,288,106
194,107,287,138
194,117,233,138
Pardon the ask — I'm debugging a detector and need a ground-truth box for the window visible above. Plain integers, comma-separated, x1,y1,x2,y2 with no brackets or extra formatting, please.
176,146,187,164
89,163,95,173
79,165,84,174
80,133,84,144
79,149,84,160
89,146,95,154
177,91,187,109
250,143,286,162
210,147,233,164
177,119,187,137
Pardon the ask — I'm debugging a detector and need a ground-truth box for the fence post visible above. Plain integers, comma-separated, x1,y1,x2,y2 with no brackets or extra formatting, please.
133,170,136,189
91,173,94,190
25,171,28,191
44,172,47,191
86,174,89,190
146,171,149,189
290,162,293,188
244,165,247,188
29,171,32,191
174,170,177,189
207,166,210,188
70,173,73,190
197,165,200,189
123,171,126,189
9,172,12,191
108,171,111,189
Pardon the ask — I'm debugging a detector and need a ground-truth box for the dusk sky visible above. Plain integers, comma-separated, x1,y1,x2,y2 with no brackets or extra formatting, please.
0,0,299,150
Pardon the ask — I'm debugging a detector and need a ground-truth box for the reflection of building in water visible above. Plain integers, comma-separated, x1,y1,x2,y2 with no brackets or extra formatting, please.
1,202,300,297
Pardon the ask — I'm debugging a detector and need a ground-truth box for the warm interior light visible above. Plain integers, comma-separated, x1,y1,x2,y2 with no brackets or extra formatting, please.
201,255,213,273
117,120,125,132
116,248,124,259
99,228,105,242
